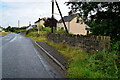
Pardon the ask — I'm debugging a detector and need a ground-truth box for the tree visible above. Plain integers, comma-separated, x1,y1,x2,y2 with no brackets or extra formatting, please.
6,26,11,32
66,2,120,42
44,17,58,28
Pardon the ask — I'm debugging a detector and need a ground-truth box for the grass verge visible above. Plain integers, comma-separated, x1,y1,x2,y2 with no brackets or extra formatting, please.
22,31,119,78
0,32,10,36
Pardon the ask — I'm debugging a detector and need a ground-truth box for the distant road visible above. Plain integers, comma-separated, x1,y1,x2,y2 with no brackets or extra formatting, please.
2,33,63,78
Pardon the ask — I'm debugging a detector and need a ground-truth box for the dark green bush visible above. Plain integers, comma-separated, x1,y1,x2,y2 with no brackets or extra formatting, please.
26,29,33,35
86,41,119,78
56,29,67,34
68,41,119,78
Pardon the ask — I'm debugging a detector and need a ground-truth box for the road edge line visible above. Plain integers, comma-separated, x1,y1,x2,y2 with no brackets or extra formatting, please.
35,42,66,71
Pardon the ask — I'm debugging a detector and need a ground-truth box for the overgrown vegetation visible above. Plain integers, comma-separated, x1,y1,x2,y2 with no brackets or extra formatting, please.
47,38,119,78
64,2,119,78
23,29,119,78
2,1,119,78
68,42,119,78
5,26,27,34
0,32,10,36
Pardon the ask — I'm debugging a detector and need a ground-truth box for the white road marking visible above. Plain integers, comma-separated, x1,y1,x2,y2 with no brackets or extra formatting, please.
9,36,16,43
33,48,53,78
34,48,42,60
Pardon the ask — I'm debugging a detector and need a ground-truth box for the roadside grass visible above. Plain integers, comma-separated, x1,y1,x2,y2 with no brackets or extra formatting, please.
22,31,119,78
25,31,47,42
0,32,10,36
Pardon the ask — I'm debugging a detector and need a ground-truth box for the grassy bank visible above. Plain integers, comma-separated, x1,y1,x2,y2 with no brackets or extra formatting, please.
22,30,119,78
0,32,10,36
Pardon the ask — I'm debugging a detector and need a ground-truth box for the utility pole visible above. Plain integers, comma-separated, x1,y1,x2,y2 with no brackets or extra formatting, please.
29,21,31,26
51,0,54,33
55,0,69,34
18,20,20,28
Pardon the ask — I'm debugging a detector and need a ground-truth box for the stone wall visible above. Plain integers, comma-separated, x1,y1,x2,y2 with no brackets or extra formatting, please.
47,33,110,54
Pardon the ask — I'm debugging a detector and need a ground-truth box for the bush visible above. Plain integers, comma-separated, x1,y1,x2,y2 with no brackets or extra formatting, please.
39,26,45,31
56,29,67,34
45,27,51,33
67,41,119,78
33,27,38,31
15,31,20,34
26,29,33,35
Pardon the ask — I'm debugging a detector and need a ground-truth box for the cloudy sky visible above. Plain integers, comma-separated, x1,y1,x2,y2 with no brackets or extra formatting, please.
0,0,70,28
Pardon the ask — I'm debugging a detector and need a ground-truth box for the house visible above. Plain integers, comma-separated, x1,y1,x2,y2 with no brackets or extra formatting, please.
57,13,90,35
34,18,46,27
0,27,3,32
26,25,37,31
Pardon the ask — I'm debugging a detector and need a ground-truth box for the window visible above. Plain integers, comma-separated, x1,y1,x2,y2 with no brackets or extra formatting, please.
76,18,83,24
61,27,64,30
76,18,79,23
80,20,83,24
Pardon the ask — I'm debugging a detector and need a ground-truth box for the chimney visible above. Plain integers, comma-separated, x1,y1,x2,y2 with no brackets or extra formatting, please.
69,10,72,15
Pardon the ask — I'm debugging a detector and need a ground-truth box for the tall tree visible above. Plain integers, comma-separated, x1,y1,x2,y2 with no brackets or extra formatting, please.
44,17,58,28
66,2,120,42
6,26,11,32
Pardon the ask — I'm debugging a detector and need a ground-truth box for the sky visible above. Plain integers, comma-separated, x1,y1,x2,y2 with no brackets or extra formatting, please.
0,0,70,28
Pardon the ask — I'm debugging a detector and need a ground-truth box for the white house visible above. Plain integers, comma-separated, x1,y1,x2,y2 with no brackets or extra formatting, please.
34,18,46,27
57,13,90,35
26,25,37,31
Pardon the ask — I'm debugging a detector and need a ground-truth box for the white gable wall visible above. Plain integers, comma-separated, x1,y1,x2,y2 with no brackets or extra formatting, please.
57,22,70,31
57,17,87,35
70,17,87,35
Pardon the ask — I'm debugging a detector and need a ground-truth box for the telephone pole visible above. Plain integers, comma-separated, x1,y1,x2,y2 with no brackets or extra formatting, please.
29,21,31,26
51,0,54,33
55,0,69,33
18,20,20,28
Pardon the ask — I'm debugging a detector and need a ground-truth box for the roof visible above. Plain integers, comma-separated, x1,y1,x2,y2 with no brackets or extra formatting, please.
35,18,42,23
58,14,77,23
35,18,47,23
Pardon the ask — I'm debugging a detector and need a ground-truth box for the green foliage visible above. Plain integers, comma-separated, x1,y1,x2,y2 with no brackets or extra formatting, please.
55,28,67,34
66,2,120,42
26,27,54,35
26,29,33,35
23,27,119,78
6,26,11,32
33,27,38,31
39,26,44,31
5,26,27,34
45,27,51,33
67,41,119,78
15,31,20,34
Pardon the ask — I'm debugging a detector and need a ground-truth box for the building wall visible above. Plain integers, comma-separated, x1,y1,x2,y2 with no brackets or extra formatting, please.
40,20,45,27
57,17,88,35
47,33,110,54
57,22,70,31
70,17,87,35
35,20,45,27
0,28,2,32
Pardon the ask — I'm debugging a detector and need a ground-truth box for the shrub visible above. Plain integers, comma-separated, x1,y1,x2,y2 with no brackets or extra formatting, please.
26,29,33,35
67,41,119,78
56,29,67,34
45,27,51,33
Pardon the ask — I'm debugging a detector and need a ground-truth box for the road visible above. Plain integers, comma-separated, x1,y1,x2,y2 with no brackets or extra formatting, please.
1,33,63,78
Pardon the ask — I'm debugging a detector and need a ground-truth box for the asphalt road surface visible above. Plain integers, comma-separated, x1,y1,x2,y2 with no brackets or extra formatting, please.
1,33,63,78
